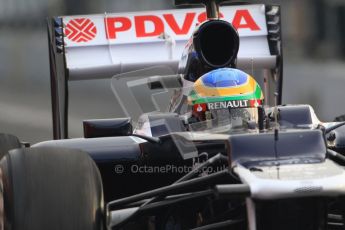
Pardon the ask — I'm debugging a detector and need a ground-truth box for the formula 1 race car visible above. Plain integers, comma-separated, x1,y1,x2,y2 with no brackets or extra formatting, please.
2,0,345,230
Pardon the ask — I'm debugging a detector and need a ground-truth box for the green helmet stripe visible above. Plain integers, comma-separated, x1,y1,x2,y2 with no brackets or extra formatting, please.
191,84,263,105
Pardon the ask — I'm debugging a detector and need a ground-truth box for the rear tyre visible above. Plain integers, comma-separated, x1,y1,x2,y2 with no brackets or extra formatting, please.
0,147,104,230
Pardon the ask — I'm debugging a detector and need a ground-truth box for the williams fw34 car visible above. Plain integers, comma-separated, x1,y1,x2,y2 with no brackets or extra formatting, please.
2,0,345,230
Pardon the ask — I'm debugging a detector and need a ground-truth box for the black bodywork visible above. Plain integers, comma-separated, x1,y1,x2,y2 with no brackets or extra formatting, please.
33,105,345,230
34,105,326,201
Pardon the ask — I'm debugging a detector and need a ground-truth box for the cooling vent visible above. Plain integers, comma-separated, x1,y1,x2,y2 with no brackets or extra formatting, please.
294,186,323,193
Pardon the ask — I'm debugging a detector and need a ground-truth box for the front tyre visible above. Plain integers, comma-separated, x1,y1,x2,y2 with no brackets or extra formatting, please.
0,147,104,230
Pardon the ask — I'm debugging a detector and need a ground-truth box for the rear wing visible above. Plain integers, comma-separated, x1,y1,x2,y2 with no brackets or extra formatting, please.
47,4,282,139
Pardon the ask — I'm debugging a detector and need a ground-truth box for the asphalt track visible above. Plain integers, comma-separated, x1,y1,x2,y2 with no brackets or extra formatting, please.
1,30,345,144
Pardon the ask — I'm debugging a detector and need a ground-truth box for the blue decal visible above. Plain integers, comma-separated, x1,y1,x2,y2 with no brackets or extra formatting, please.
201,68,248,88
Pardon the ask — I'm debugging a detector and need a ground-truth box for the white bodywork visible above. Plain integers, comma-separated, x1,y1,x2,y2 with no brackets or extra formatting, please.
61,4,274,80
235,160,345,200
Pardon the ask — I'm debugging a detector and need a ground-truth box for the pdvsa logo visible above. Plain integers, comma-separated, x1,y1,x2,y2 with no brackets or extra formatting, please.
65,18,97,43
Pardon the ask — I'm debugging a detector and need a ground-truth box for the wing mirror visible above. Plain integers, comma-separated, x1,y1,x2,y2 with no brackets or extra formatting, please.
83,118,132,138
334,114,345,122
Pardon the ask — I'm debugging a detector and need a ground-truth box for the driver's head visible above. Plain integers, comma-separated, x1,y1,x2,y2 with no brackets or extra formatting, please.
188,68,264,128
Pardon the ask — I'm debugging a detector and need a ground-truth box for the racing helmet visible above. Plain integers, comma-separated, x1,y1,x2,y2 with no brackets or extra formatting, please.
187,68,264,130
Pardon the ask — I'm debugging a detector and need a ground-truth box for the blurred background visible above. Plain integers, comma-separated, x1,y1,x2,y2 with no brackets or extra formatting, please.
0,0,345,143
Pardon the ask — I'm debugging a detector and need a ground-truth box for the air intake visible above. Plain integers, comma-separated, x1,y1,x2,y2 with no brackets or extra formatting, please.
194,20,239,68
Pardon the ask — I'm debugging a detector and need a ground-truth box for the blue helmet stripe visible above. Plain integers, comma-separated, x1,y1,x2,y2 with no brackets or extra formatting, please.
202,68,248,88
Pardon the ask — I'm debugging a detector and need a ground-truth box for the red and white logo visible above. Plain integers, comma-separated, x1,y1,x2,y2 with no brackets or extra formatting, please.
104,9,260,40
65,18,97,43
63,5,266,46
193,104,207,112
249,99,262,107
